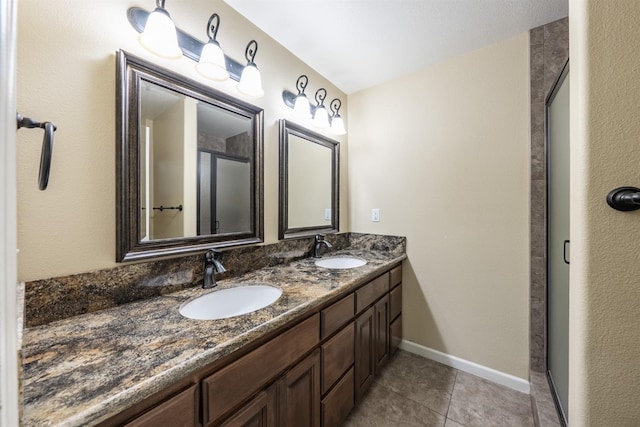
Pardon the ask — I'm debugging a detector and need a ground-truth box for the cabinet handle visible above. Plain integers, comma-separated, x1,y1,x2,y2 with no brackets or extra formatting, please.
563,240,570,265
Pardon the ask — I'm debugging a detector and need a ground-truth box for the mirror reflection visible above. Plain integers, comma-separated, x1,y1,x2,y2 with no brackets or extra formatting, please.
287,134,332,228
279,119,339,239
139,82,253,240
117,50,263,262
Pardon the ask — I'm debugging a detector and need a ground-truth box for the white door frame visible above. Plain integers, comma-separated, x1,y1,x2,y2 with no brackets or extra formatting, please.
0,0,20,425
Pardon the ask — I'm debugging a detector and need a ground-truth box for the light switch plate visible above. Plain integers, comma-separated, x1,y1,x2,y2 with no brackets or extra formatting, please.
324,208,331,221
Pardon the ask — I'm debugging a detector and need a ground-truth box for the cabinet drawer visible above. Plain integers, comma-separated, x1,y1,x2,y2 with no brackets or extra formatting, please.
390,314,402,356
203,314,320,425
389,284,402,322
355,273,389,314
321,322,354,394
390,265,402,289
321,367,354,427
124,384,198,427
321,294,355,339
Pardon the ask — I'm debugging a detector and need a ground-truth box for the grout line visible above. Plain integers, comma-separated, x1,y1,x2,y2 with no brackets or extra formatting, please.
445,367,458,421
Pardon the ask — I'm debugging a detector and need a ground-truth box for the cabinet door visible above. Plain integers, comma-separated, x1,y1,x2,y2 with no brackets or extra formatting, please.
278,349,321,427
124,384,198,427
354,305,375,402
374,295,390,371
390,314,402,356
219,384,277,427
389,284,402,322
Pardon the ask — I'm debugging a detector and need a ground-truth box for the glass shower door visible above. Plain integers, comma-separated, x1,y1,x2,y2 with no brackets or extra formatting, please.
547,64,570,424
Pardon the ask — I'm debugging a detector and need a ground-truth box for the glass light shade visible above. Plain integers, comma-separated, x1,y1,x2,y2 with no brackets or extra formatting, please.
196,42,229,81
330,115,347,135
138,10,182,59
313,106,330,129
237,64,264,98
292,95,311,120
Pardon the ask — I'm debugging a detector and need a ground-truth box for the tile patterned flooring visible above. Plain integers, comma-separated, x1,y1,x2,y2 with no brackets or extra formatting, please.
344,350,534,427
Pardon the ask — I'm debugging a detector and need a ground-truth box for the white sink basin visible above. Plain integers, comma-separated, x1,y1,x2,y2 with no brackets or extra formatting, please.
179,285,282,320
315,256,367,269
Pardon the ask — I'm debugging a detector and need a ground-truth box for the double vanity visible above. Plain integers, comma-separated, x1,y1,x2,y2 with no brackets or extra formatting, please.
20,45,403,426
21,240,405,426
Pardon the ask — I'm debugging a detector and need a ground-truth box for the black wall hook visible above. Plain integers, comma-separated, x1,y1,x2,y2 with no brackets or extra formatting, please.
606,186,640,211
17,112,57,190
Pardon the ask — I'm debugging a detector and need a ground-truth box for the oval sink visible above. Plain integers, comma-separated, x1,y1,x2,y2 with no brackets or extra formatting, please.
179,285,282,320
315,256,367,269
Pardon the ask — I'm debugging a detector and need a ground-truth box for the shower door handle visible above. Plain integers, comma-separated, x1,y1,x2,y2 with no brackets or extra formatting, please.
563,240,570,265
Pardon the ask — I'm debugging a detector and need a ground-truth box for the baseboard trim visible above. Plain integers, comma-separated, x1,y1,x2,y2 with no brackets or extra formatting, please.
399,340,530,394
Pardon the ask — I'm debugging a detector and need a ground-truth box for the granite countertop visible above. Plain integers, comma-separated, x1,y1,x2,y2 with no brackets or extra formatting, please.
21,249,405,426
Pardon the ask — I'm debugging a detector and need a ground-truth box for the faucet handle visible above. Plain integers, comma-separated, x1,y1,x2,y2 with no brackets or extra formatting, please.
206,248,223,261
315,234,325,241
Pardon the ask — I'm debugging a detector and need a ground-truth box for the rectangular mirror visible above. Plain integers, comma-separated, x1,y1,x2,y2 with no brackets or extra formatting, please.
278,119,339,239
117,50,263,261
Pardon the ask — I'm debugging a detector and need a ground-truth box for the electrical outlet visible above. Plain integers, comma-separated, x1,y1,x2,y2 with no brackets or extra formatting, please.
324,208,331,221
371,208,380,222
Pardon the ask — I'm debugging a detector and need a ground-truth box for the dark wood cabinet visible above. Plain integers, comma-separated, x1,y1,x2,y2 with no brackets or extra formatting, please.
278,349,321,427
321,368,354,427
389,265,403,357
390,314,402,357
219,384,277,427
203,314,319,425
321,322,354,394
105,263,403,427
123,384,198,427
320,294,354,339
374,295,390,371
354,305,375,401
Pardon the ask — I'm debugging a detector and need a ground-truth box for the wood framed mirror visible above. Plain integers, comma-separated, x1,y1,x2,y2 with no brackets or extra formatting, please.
278,119,339,239
116,50,263,262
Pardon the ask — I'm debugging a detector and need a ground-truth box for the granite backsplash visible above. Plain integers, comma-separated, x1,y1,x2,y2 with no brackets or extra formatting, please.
24,233,405,327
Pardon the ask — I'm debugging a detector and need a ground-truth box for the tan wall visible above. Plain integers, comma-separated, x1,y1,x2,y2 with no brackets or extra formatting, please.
152,99,185,239
16,0,348,281
569,1,640,424
348,33,530,379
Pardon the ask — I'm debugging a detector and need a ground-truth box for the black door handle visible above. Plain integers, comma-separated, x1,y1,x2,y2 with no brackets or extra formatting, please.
563,240,570,265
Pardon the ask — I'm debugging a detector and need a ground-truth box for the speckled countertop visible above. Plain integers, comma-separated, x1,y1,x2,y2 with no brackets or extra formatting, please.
21,249,405,426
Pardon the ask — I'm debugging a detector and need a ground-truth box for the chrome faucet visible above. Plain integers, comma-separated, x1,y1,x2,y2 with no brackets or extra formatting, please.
203,249,226,289
313,234,332,258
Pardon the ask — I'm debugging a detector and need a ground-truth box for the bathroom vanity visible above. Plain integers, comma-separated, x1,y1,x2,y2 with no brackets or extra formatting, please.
21,244,404,426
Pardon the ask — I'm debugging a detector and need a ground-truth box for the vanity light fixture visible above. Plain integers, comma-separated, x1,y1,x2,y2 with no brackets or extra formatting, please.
282,79,347,134
195,14,229,81
128,4,264,98
329,98,347,135
313,88,330,129
285,75,311,120
237,40,264,98
137,0,182,59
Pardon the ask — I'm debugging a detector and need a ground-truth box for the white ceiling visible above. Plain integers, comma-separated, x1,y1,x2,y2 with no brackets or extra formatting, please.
223,0,568,94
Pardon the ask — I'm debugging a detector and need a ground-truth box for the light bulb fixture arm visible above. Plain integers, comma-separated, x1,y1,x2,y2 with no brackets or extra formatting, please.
245,40,258,66
206,13,220,42
330,98,342,117
296,75,308,95
315,88,327,107
127,7,246,81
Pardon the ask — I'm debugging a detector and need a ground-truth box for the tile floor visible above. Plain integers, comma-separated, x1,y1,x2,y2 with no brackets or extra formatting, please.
344,350,535,427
